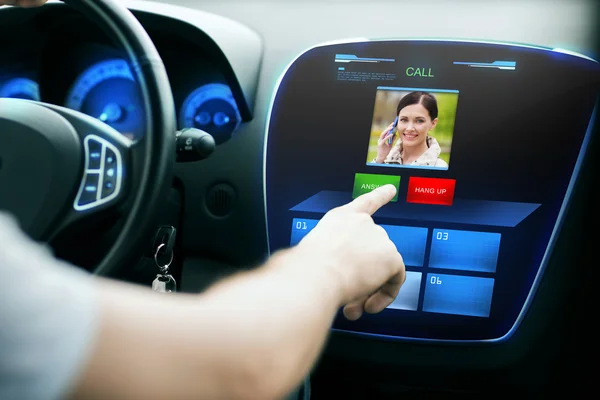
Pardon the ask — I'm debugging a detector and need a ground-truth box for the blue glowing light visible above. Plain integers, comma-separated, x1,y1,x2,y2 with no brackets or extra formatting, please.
213,111,230,127
194,111,211,126
0,77,40,100
453,60,517,70
179,83,241,144
65,59,144,140
98,102,123,123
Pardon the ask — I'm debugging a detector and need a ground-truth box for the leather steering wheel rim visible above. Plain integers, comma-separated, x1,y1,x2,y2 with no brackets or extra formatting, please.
62,0,176,276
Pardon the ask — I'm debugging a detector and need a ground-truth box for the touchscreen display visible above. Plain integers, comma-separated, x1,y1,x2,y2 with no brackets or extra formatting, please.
265,40,599,342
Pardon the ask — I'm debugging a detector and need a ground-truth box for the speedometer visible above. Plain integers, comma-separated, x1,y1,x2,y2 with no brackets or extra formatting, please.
65,58,144,141
179,83,241,145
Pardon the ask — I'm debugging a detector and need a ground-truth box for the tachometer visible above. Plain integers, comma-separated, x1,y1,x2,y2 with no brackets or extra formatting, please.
65,58,144,140
0,77,40,101
179,83,241,145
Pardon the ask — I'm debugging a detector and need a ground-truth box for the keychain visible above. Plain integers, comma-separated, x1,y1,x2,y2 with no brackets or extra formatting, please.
152,243,176,293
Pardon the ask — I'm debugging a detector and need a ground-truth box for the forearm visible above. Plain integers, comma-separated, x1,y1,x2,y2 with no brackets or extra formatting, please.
190,246,343,399
71,247,343,400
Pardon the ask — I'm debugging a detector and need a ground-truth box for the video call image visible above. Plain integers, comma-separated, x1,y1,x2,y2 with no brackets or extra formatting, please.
366,87,459,170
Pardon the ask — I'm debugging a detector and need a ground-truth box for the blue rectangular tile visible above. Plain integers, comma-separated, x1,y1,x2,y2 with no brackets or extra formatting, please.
429,229,501,273
381,225,428,267
423,274,495,317
290,218,319,246
386,271,422,311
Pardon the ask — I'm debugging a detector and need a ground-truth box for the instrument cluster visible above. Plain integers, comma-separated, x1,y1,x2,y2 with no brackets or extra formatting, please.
0,39,242,144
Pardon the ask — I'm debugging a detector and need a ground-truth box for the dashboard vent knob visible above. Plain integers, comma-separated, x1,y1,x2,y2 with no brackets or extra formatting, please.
206,183,235,218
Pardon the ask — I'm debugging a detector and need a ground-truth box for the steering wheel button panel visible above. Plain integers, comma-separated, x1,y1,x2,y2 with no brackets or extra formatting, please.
103,180,116,198
87,139,103,170
75,135,123,211
105,148,117,165
79,173,100,206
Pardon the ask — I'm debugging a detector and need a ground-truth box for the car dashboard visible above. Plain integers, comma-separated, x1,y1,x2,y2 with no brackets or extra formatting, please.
0,2,258,143
1,0,598,397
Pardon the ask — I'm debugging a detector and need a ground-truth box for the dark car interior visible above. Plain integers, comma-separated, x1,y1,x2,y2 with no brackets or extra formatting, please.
0,0,598,398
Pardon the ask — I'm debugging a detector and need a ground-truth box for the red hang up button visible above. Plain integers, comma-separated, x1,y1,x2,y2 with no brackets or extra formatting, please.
407,177,456,206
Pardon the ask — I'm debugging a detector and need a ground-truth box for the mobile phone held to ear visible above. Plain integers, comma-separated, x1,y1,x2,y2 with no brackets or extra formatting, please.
387,116,398,145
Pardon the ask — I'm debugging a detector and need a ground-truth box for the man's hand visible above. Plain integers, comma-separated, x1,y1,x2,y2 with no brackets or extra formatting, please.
0,0,47,7
296,184,406,320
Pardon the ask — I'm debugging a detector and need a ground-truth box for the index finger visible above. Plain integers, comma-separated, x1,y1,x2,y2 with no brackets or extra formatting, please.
342,184,396,215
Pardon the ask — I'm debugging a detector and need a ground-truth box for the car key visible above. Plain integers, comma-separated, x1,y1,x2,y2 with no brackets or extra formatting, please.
152,243,176,293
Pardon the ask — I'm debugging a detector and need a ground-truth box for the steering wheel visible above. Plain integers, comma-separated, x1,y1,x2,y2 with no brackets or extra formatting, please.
0,0,176,276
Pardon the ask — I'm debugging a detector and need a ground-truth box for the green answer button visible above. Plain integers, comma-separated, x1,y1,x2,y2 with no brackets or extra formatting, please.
352,173,400,202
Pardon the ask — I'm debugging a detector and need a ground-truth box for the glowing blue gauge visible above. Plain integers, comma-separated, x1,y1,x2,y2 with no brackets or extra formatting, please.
65,58,145,141
0,77,40,100
179,83,241,145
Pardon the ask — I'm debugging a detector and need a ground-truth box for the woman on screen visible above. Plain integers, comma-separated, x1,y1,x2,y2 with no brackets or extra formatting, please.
373,91,448,168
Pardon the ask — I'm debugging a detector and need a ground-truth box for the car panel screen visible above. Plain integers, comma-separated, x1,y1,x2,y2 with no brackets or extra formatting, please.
265,40,600,341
